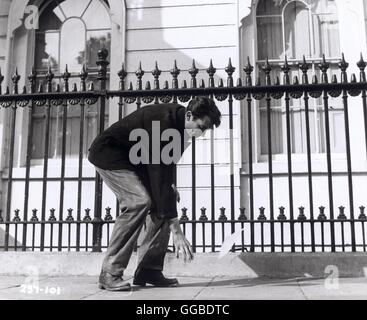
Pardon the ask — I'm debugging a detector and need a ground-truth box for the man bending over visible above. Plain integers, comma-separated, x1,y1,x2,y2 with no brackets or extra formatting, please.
88,97,221,291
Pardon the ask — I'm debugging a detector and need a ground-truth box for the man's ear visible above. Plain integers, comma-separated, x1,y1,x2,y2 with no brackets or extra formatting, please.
185,111,192,120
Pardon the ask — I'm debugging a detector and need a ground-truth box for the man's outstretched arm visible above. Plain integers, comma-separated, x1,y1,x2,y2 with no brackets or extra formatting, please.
146,163,193,261
168,217,193,262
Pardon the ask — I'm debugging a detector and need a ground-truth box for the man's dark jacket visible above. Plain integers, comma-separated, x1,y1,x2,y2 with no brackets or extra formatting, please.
88,103,187,220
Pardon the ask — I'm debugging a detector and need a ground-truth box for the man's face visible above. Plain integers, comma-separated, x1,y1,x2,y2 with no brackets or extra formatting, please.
184,111,212,138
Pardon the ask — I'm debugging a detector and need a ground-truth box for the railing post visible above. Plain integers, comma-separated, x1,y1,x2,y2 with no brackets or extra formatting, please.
92,48,109,252
244,58,255,252
263,59,276,252
4,70,20,251
281,56,295,253
318,55,336,252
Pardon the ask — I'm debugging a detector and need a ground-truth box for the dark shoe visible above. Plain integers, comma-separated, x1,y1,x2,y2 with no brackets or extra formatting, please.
98,270,131,291
133,268,179,287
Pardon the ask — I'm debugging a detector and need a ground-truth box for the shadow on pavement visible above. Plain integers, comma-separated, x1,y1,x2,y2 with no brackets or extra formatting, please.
130,276,328,290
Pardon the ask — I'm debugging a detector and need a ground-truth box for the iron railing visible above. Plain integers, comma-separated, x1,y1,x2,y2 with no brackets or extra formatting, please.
0,49,367,253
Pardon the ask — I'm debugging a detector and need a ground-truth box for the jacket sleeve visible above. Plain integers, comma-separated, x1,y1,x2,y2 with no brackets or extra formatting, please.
146,163,178,220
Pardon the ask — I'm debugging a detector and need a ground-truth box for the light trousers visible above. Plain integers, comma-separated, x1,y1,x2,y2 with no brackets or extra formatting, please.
95,167,171,276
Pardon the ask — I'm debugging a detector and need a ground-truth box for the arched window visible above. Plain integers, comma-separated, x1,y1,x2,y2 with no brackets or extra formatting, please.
32,0,111,159
255,0,344,155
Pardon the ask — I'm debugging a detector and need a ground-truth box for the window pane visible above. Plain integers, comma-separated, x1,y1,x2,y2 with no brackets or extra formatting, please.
312,0,340,57
257,0,282,15
39,1,64,31
83,0,110,29
35,32,59,70
86,31,111,68
254,0,342,156
53,79,109,158
257,17,283,60
312,13,340,57
260,108,284,154
60,18,86,73
284,2,311,59
59,0,92,18
33,0,111,160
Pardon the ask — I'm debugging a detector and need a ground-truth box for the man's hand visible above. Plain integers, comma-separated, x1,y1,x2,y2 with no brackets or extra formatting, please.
171,184,180,203
169,218,193,262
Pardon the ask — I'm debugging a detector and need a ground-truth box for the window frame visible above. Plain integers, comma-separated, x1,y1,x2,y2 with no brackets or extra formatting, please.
252,0,344,160
31,0,112,161
0,0,126,171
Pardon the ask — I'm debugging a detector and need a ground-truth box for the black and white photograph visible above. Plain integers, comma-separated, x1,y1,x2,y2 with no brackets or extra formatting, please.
0,0,367,314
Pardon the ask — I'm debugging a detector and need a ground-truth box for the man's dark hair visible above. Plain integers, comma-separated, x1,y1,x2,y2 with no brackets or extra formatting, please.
187,97,221,128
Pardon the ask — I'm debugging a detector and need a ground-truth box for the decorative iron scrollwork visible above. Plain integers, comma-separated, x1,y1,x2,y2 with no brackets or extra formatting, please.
252,93,265,100
215,93,228,101
214,93,228,101
290,76,303,99
348,74,361,97
178,80,190,102
159,82,172,103
233,79,246,100
270,78,283,99
34,99,47,107
214,79,228,101
142,96,154,104
142,82,154,104
68,98,81,105
124,96,136,104
0,101,13,108
159,95,172,103
51,99,63,106
290,91,303,99
178,94,190,103
252,77,265,100
348,89,361,97
16,99,29,108
85,97,99,105
124,82,137,104
233,93,246,100
271,91,284,100
328,89,342,98
309,90,322,98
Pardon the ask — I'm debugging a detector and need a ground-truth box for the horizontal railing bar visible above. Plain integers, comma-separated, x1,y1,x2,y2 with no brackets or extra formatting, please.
178,219,366,223
3,172,367,182
1,244,364,250
220,244,363,248
106,82,367,98
241,171,367,178
0,92,101,102
0,218,365,224
1,82,366,103
1,177,96,182
0,221,93,224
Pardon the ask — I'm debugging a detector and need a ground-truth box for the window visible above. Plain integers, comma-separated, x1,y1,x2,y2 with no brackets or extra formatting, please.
32,0,111,159
255,0,344,155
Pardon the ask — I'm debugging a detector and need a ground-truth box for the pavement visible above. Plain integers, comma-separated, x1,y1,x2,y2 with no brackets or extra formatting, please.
0,275,366,300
